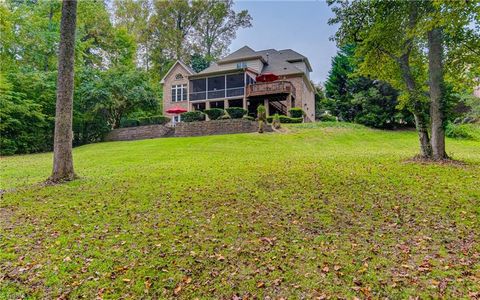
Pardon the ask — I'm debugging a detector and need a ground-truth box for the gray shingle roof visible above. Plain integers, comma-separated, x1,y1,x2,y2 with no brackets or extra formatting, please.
194,46,312,77
218,46,259,63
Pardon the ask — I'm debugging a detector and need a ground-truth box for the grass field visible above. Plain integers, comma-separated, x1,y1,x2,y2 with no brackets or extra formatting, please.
1,122,479,299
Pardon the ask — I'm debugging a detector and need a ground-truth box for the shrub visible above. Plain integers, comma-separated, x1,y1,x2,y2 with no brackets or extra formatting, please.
266,115,303,123
181,111,205,122
121,115,171,127
120,118,140,128
279,115,303,123
204,108,225,120
289,107,304,118
138,115,171,126
257,105,267,133
272,114,281,129
445,123,480,141
219,114,231,120
318,114,337,122
226,107,247,119
242,115,254,121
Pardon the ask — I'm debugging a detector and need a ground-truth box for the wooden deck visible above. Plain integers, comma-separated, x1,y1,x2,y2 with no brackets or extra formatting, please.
246,81,295,98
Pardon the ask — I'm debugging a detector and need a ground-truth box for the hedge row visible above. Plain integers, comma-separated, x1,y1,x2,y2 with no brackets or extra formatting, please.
288,108,304,118
120,115,171,128
181,111,206,122
182,107,248,122
204,108,224,120
266,115,303,123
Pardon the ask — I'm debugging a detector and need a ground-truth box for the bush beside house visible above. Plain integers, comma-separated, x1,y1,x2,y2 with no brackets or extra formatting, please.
266,115,303,123
181,111,206,122
204,108,225,120
120,115,171,128
289,108,304,118
226,107,247,119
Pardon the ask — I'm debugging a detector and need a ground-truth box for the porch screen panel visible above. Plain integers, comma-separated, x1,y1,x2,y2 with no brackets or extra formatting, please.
226,73,245,97
208,76,225,99
190,79,206,101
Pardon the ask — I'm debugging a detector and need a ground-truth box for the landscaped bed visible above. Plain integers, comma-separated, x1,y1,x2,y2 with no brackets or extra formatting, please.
1,123,479,298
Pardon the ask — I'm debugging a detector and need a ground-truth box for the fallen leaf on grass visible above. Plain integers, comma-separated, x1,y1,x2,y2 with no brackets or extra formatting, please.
145,278,152,290
183,276,192,284
257,281,265,288
174,284,182,296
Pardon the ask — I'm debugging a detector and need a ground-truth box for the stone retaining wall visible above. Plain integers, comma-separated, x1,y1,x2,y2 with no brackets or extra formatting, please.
104,119,271,142
174,119,270,137
104,124,173,141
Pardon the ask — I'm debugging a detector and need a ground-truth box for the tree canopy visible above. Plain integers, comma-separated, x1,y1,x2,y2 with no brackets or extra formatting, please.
328,0,480,158
1,0,251,155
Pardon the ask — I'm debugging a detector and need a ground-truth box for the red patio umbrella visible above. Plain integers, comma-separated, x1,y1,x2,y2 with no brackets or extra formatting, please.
166,106,188,114
256,72,279,82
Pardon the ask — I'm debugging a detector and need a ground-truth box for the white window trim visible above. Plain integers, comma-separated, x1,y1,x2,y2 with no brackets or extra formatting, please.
171,84,187,102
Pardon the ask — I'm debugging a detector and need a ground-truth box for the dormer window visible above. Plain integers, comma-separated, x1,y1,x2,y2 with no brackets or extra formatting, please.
236,62,247,69
175,73,184,80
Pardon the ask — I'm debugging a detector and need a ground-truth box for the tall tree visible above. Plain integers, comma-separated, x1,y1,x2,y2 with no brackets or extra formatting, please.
113,0,153,69
193,0,252,62
152,0,206,62
49,0,77,182
428,27,446,159
325,44,403,129
328,0,479,158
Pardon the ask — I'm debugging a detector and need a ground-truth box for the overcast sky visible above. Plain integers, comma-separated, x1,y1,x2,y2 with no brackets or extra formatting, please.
229,0,339,84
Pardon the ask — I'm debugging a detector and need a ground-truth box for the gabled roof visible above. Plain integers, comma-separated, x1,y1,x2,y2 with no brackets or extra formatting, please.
160,60,195,84
194,46,313,77
216,46,264,64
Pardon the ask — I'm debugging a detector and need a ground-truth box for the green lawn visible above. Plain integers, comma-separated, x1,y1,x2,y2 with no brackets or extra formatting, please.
1,123,479,299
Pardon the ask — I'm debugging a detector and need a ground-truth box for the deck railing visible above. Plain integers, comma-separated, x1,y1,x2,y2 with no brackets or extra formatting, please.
246,81,296,97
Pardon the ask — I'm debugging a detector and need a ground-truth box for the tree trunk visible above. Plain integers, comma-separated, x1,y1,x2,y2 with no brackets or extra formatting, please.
428,27,447,160
49,0,77,183
412,109,432,158
398,55,432,158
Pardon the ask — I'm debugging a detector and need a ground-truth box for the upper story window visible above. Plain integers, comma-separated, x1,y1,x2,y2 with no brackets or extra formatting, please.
175,73,184,80
236,62,247,69
171,84,187,102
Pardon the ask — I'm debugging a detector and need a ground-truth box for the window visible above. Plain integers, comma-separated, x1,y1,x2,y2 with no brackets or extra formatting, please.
175,73,184,80
171,84,187,102
236,62,247,69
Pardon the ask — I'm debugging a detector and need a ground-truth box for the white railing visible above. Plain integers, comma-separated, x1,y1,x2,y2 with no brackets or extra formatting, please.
189,87,245,101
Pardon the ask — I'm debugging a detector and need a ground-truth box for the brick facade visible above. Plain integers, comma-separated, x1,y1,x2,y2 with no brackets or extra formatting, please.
286,75,315,122
162,62,192,118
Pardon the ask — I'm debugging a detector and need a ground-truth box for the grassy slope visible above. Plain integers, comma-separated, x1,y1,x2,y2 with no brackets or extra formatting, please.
1,123,479,299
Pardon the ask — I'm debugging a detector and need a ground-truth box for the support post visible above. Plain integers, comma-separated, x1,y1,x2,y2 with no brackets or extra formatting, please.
243,72,248,111
224,99,229,109
264,99,269,116
286,94,292,116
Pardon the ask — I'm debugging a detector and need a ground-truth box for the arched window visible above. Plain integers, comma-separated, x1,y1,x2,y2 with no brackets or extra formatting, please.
175,73,184,80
